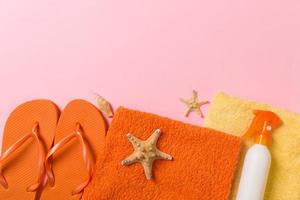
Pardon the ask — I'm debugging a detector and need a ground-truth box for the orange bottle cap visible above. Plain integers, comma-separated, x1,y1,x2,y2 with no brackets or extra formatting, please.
243,110,282,146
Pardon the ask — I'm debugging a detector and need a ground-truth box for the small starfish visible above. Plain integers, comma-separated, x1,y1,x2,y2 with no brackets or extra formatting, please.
180,90,210,118
121,129,172,180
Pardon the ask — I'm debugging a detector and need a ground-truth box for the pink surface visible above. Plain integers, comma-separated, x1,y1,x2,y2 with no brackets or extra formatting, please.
0,0,300,146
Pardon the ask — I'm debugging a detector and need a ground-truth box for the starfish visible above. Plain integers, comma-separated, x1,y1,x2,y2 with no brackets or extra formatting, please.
121,129,172,180
180,90,210,118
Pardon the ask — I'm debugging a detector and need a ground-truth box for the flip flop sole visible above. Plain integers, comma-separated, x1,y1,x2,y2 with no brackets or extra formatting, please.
41,99,107,200
0,100,59,200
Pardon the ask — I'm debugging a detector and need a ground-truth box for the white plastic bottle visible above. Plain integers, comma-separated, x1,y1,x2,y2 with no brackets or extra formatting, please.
236,144,271,200
236,110,282,200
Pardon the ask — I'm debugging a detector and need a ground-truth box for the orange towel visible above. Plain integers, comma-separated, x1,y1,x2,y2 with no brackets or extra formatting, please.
83,107,242,200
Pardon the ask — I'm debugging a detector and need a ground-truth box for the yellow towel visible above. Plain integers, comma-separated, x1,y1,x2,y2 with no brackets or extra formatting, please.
203,93,300,200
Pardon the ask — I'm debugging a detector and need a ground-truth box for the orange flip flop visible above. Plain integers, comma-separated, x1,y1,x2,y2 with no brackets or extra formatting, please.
40,99,107,200
0,100,59,200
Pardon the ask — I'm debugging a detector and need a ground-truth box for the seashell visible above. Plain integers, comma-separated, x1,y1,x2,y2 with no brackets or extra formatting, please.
95,94,114,118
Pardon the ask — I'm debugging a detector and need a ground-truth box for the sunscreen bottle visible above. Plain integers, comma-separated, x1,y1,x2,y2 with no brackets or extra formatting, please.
236,110,282,200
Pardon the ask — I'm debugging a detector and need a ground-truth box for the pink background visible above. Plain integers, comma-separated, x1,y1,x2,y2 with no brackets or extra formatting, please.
0,0,300,145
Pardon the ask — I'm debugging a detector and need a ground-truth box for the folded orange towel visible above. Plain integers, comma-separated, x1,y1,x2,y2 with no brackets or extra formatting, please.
83,107,242,200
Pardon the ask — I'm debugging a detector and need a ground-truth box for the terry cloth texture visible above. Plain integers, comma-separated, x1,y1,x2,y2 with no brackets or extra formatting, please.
203,93,300,200
83,107,241,200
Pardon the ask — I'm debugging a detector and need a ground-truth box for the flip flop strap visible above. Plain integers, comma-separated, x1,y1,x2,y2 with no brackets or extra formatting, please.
45,124,93,195
0,123,45,192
